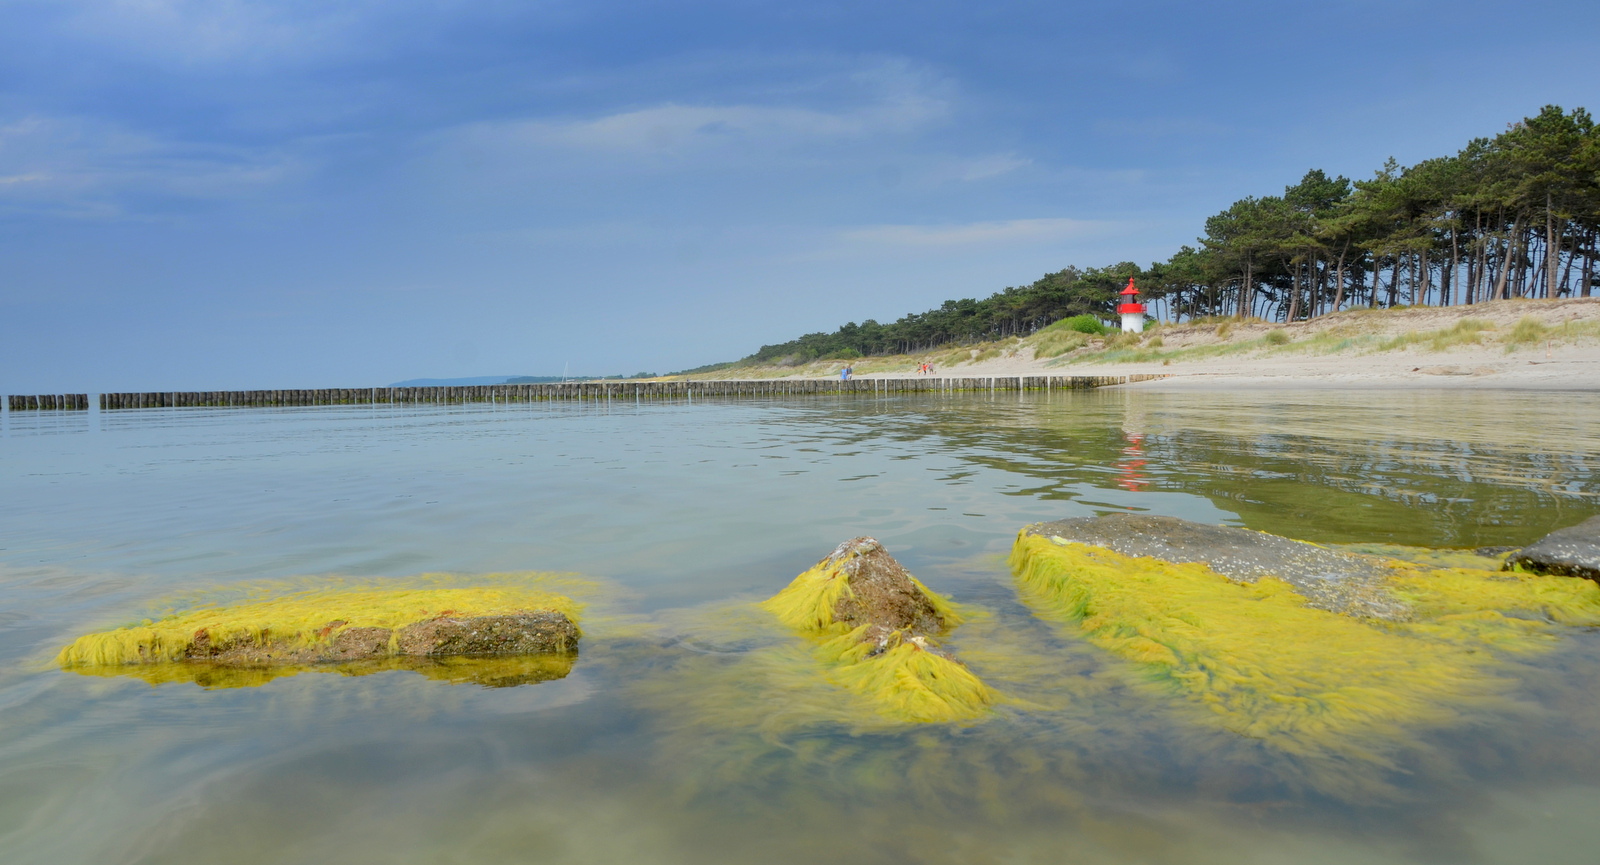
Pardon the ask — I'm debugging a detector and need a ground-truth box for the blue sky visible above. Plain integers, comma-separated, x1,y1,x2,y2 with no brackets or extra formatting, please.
2,0,1595,390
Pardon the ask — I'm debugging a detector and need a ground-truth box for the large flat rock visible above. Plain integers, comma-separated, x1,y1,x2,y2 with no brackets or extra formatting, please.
1022,513,1411,620
185,611,579,665
1507,515,1600,582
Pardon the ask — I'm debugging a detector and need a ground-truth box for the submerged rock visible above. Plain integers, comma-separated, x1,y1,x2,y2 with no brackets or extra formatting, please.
185,611,579,665
1009,518,1600,754
57,584,585,680
760,537,993,722
1506,515,1600,583
1022,513,1410,620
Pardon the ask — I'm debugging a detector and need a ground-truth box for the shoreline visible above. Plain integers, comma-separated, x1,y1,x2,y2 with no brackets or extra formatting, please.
691,298,1600,392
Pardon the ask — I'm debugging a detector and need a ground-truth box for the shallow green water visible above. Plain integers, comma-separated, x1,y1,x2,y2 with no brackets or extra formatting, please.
3,389,1599,864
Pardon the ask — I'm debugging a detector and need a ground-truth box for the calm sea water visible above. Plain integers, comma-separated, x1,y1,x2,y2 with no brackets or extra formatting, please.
3,389,1599,864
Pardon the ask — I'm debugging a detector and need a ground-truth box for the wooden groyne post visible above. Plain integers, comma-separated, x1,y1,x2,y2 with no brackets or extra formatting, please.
4,375,1168,412
6,394,90,411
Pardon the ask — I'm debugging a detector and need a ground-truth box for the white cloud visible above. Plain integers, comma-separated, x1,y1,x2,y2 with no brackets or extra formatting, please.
440,57,953,161
454,94,948,158
935,153,1031,183
842,218,1111,248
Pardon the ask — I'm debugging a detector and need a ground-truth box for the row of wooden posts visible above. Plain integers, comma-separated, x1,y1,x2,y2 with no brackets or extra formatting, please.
6,375,1168,411
6,394,91,411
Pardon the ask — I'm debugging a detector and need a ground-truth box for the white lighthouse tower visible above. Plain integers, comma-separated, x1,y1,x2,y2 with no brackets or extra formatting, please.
1118,277,1145,333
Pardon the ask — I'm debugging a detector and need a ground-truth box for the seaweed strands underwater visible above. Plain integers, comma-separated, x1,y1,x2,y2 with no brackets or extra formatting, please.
50,520,1600,795
54,575,589,689
1008,515,1600,762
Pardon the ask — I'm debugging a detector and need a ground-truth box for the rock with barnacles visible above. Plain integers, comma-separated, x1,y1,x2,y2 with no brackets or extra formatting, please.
816,537,952,652
1021,513,1411,620
760,537,993,722
1507,515,1600,583
183,611,579,664
1008,513,1600,751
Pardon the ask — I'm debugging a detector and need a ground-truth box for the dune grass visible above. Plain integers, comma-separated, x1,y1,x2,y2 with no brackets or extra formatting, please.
1501,315,1600,351
681,304,1598,379
1375,318,1495,352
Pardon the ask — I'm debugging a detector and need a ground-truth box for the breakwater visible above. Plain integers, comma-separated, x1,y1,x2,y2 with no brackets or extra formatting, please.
7,394,90,411
5,375,1167,411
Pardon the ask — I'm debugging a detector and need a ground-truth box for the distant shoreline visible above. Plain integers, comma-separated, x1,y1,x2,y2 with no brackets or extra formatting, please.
678,298,1600,392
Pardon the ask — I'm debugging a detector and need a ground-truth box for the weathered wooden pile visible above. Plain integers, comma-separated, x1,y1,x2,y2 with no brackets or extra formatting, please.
7,394,90,411
2,375,1167,411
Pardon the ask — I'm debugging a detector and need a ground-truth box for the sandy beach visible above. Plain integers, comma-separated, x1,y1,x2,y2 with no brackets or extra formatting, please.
712,298,1600,391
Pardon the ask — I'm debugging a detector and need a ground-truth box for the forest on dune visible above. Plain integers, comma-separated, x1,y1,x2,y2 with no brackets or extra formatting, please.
738,105,1599,366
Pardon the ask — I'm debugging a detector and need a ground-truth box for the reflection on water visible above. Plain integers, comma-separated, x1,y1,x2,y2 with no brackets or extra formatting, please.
67,651,578,690
3,390,1600,864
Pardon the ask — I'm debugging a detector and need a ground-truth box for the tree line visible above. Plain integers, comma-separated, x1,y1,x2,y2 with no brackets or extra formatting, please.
743,105,1598,364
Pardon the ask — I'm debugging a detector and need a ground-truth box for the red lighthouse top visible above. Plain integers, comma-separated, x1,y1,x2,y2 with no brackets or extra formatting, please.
1118,277,1145,314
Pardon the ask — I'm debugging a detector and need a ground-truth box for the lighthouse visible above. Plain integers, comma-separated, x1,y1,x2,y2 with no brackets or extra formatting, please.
1118,277,1145,333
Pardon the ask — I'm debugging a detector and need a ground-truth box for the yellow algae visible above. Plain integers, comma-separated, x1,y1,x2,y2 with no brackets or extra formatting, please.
56,573,588,669
758,556,992,724
1008,532,1600,754
72,652,578,690
1387,562,1600,627
818,628,995,723
1335,542,1510,571
761,556,965,633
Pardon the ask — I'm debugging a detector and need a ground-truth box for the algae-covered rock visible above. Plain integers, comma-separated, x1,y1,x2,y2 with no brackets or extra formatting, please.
1506,515,1600,583
805,537,949,651
1009,517,1600,754
57,584,583,682
1023,513,1409,620
181,611,579,665
761,537,993,722
395,612,577,657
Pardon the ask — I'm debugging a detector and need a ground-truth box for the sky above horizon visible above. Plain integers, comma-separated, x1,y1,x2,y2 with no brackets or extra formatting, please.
2,1,1596,390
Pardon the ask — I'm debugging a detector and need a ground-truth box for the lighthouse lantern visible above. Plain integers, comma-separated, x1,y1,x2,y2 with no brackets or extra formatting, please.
1117,277,1145,333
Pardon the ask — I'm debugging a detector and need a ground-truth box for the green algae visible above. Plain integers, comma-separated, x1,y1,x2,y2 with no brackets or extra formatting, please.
1008,531,1600,761
55,572,594,680
67,651,578,690
759,546,995,724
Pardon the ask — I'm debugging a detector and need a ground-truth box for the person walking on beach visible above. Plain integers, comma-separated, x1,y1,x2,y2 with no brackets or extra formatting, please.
840,365,852,381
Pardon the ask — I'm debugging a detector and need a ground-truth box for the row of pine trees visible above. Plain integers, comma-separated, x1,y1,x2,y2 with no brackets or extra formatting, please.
1153,104,1596,321
746,105,1597,364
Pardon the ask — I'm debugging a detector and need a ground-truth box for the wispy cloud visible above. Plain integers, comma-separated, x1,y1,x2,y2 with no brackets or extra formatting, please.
0,115,300,217
951,153,1031,181
453,95,947,158
841,217,1112,248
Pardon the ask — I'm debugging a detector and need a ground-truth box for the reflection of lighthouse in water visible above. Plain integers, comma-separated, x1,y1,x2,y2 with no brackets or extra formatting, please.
1115,401,1149,492
1115,431,1149,492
